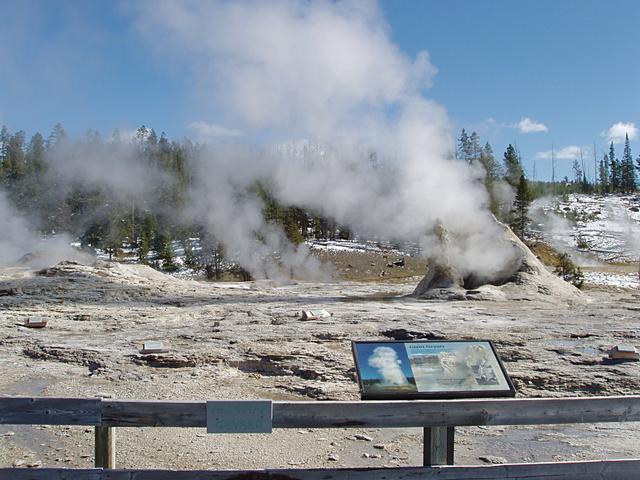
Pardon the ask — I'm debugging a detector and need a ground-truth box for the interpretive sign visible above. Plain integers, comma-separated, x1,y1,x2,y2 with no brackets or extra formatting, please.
352,340,515,400
206,400,273,433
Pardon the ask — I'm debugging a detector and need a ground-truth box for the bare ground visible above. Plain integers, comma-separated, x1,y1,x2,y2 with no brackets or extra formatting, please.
1,259,640,470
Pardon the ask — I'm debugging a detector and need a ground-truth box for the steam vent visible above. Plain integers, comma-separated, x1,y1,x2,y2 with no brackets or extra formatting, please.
413,221,583,302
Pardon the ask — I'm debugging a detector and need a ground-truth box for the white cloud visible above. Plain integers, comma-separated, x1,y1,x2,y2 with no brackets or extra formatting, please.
514,117,548,133
534,145,582,160
602,122,638,143
188,121,243,140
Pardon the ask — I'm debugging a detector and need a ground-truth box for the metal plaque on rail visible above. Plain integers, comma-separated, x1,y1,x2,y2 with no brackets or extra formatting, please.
206,400,273,433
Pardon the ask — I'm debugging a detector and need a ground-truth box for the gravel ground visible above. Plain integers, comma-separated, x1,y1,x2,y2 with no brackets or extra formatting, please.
1,260,640,470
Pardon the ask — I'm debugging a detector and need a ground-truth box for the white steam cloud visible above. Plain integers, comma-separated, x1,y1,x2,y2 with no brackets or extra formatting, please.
368,346,408,386
127,0,516,282
0,189,89,268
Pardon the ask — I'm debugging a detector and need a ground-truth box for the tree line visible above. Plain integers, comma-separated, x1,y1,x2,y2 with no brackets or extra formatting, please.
457,128,640,241
0,123,351,277
2,122,634,276
455,129,529,238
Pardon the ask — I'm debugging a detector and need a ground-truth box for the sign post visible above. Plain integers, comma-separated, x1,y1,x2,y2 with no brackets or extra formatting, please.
423,426,454,466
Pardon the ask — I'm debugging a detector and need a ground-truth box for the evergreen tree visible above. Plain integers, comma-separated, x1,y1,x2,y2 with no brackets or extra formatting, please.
621,133,636,192
0,125,9,174
456,129,472,162
609,142,620,192
510,174,531,239
198,232,225,280
46,123,66,150
572,159,583,187
598,154,610,194
26,133,46,173
5,130,26,181
469,131,482,164
479,142,501,215
503,144,523,187
158,231,178,271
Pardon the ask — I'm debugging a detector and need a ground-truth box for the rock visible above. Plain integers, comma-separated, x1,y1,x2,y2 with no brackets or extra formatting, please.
22,344,105,372
0,287,21,296
327,454,339,461
373,444,386,450
354,433,373,441
479,455,508,464
300,310,331,321
132,353,197,368
381,328,446,341
12,459,25,467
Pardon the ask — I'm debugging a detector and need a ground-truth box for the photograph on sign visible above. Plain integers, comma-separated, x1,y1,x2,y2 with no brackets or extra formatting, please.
352,340,515,400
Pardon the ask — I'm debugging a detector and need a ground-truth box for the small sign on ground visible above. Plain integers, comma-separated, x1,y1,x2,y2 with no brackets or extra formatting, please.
24,317,48,328
206,400,273,433
141,340,168,354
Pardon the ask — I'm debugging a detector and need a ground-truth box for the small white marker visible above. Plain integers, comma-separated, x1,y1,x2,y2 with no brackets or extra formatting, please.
141,340,168,354
24,317,48,328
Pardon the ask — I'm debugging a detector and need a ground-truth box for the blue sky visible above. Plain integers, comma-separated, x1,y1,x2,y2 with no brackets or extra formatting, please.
0,0,638,181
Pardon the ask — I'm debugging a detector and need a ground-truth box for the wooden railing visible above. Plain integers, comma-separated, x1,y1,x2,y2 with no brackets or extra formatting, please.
1,395,640,479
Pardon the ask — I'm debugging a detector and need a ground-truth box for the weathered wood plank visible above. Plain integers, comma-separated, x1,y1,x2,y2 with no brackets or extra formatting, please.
424,426,454,466
102,395,640,428
91,459,640,480
6,395,640,429
0,468,102,480
101,400,205,427
95,426,115,469
272,395,640,428
0,397,101,426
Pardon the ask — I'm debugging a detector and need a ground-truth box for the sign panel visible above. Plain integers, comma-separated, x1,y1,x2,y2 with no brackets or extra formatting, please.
141,340,168,354
25,317,48,328
352,340,515,400
206,400,273,433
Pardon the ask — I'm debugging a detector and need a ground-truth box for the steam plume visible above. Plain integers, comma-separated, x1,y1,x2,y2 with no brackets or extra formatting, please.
128,0,517,281
368,346,409,386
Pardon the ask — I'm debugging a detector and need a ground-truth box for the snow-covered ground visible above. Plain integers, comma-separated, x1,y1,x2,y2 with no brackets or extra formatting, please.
307,239,418,256
531,194,640,263
583,271,639,290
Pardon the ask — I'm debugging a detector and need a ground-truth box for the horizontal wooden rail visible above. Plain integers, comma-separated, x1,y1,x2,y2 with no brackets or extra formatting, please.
3,460,640,480
0,397,101,426
4,395,640,428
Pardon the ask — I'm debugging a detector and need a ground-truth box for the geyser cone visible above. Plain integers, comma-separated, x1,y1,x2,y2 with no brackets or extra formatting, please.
414,219,583,302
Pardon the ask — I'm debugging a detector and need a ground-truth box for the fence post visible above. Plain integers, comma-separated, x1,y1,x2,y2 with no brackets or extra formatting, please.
95,426,115,468
423,426,454,466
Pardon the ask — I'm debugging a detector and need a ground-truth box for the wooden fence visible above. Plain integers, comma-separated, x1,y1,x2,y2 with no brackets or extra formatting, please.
2,395,640,479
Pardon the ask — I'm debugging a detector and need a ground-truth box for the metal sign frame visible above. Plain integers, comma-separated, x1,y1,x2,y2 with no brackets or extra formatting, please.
352,339,516,400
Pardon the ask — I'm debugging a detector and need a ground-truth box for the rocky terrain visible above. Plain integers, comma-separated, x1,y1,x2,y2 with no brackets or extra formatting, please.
1,258,640,470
